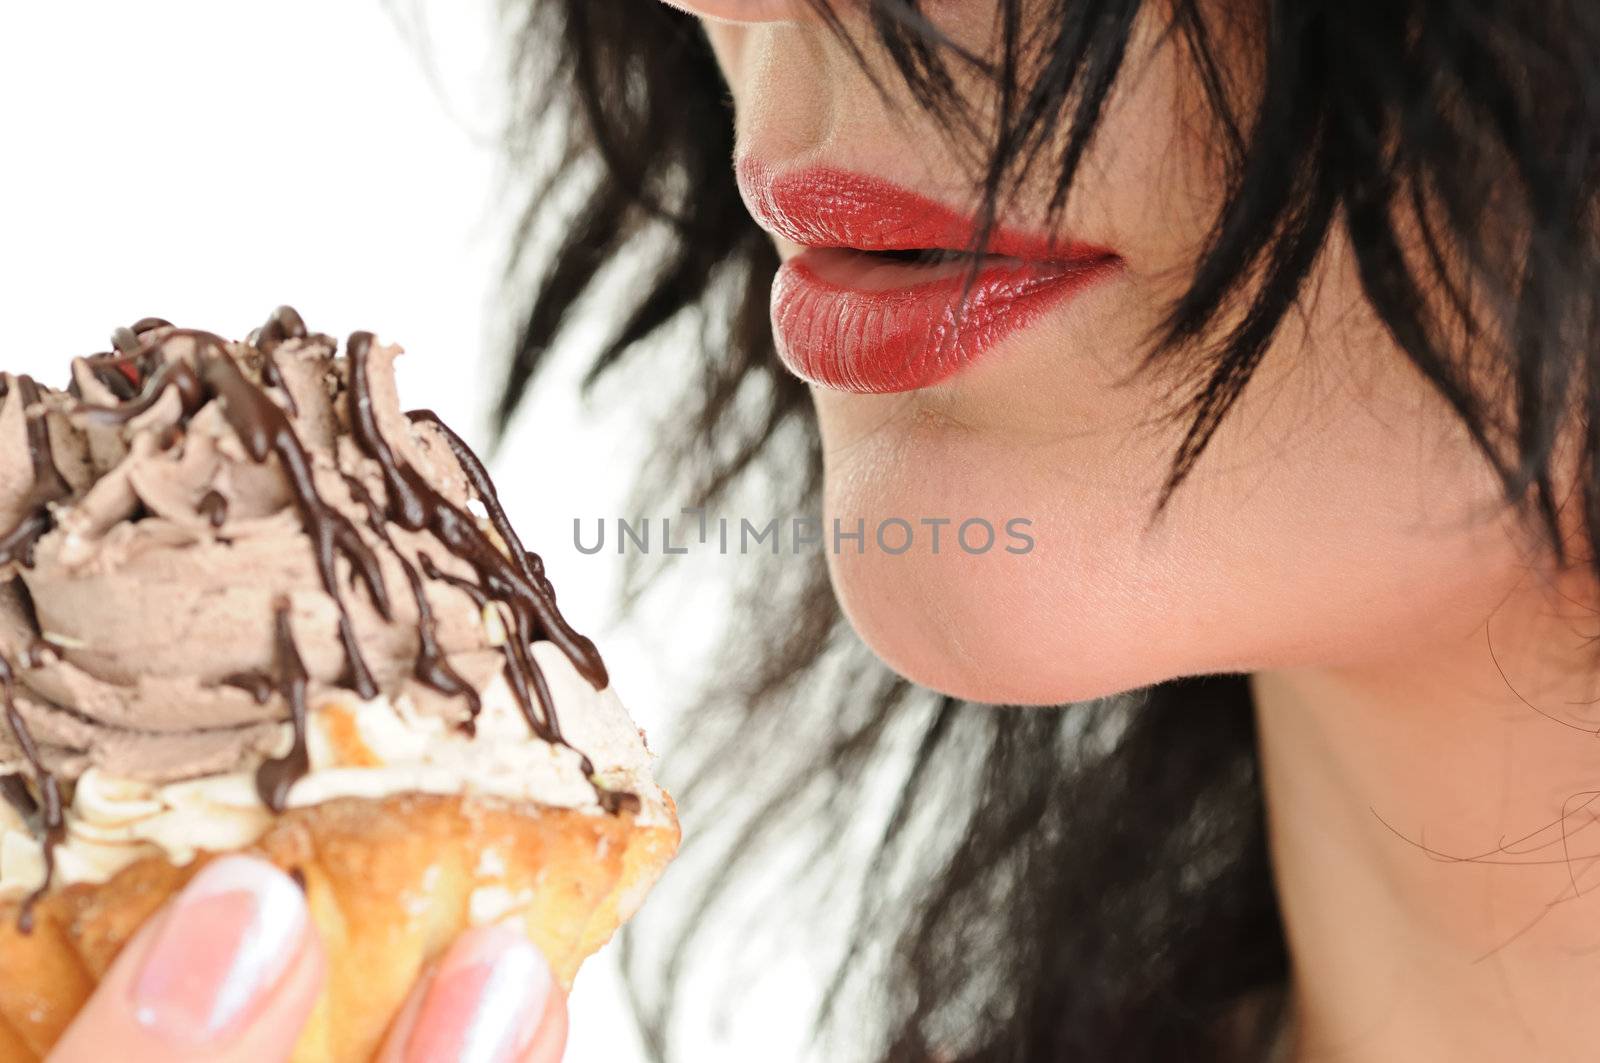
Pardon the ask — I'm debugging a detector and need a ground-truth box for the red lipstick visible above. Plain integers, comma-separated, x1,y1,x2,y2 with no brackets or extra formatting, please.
737,159,1119,393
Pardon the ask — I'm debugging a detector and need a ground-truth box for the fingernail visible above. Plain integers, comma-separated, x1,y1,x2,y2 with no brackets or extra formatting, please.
130,854,308,1045
401,924,552,1063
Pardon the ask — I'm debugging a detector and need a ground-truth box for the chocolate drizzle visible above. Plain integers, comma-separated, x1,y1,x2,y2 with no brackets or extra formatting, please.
198,350,388,702
347,334,626,810
251,305,307,356
342,475,482,733
408,411,555,598
252,306,306,417
0,307,637,915
222,671,275,705
404,417,641,812
260,353,297,417
0,377,72,571
198,489,229,529
254,602,310,813
16,377,72,509
0,512,49,573
79,328,389,705
0,655,63,934
353,353,605,689
23,639,59,669
77,352,205,428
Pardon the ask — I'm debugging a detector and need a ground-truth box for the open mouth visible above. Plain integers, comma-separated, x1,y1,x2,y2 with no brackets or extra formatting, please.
806,246,997,289
796,245,1052,292
736,159,1121,393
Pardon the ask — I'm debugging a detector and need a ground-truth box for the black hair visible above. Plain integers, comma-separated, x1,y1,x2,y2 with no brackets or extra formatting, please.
496,1,1600,1059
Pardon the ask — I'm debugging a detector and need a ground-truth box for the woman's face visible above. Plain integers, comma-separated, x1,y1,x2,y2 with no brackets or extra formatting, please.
676,2,1559,705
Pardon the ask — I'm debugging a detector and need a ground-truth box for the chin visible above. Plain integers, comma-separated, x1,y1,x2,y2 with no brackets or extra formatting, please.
823,535,1172,706
814,392,1192,706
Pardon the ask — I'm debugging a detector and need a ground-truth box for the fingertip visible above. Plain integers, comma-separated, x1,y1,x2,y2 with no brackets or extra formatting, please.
521,979,569,1063
48,854,323,1063
380,923,560,1063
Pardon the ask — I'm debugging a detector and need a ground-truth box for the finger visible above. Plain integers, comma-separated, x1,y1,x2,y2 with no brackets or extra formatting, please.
48,854,325,1063
521,983,569,1063
375,960,434,1060
377,922,563,1063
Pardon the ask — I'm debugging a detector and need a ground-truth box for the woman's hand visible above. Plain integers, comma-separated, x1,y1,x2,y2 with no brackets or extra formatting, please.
46,855,569,1062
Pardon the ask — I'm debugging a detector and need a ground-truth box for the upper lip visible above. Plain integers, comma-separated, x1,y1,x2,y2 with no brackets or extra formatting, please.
735,157,1116,264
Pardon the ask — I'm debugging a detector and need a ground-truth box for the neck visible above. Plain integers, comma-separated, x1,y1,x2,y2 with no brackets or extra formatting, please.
1253,565,1600,1063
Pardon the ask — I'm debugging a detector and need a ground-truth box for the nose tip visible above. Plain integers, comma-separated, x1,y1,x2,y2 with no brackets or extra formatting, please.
657,0,817,24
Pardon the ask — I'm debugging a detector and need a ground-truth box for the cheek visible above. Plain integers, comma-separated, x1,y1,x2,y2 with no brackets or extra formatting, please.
816,299,1536,706
701,21,749,85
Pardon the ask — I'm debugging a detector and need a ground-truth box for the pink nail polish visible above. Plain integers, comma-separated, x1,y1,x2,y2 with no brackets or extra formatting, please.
403,925,553,1063
130,854,307,1045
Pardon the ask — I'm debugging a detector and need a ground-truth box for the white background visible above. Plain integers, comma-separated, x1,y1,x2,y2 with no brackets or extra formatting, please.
0,3,768,1059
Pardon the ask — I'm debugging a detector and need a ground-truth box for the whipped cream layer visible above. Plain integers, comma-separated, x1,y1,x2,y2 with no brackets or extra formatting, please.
0,642,668,900
0,322,602,781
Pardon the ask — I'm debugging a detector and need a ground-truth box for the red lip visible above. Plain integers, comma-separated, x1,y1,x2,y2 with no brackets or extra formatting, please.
737,159,1119,393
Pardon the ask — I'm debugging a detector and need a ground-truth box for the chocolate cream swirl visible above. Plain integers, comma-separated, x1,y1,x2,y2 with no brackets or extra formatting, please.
0,309,634,923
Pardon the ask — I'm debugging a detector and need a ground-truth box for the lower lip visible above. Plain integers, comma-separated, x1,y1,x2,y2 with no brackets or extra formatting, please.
771,247,1117,393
